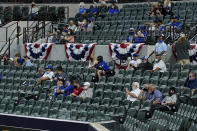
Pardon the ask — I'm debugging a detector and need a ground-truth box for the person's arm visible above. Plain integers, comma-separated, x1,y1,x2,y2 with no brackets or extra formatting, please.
168,95,177,105
153,92,162,105
125,88,137,98
137,90,144,100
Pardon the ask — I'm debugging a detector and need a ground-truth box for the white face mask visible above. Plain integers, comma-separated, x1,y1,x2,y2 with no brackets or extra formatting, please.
155,59,158,62
83,85,89,90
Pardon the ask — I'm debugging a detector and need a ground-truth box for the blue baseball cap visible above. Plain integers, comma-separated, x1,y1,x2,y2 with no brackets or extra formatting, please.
141,56,147,60
133,53,138,57
45,65,53,69
173,16,179,20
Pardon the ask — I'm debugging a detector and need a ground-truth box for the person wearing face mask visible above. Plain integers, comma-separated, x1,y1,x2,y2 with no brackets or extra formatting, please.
138,84,149,104
148,54,167,73
147,84,162,105
89,2,99,16
79,82,93,100
54,79,65,98
182,72,197,95
125,82,141,102
71,79,83,98
108,1,119,14
65,29,75,43
159,87,177,112
37,65,54,84
126,53,142,71
79,2,86,15
137,56,153,72
154,35,167,62
126,28,135,43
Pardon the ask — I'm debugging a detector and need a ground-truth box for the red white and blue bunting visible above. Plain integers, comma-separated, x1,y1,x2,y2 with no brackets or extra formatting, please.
65,43,96,61
109,43,144,69
24,43,53,60
172,44,197,64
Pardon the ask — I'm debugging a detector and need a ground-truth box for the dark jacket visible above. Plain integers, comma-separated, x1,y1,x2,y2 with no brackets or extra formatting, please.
174,40,190,60
137,62,153,71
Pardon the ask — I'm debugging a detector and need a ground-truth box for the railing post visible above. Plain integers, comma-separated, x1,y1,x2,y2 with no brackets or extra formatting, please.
6,27,8,42
8,38,10,58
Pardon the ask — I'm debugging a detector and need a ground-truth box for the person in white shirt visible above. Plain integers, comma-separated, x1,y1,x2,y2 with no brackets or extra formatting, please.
148,54,167,73
126,53,142,71
125,82,141,102
28,2,39,21
79,82,93,100
37,65,54,84
68,20,77,32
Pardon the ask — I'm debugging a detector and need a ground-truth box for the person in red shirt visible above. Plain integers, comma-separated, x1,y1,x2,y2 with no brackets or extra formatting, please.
71,79,83,98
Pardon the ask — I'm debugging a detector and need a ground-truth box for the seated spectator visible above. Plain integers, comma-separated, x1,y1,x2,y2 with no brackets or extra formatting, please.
149,3,162,17
23,56,34,67
174,33,190,69
38,68,45,78
162,0,173,17
182,72,197,95
79,2,86,15
147,84,162,105
53,66,68,83
108,1,119,14
154,35,167,62
95,56,110,80
60,79,77,96
98,1,108,17
37,65,54,84
88,54,97,69
133,26,146,43
126,53,141,71
79,82,93,100
68,20,77,32
52,30,61,43
167,16,182,32
62,25,68,35
138,84,149,104
125,82,141,102
126,28,135,43
45,31,53,43
89,2,99,16
54,79,65,97
159,87,177,112
28,2,39,21
71,79,83,98
2,54,9,65
137,56,153,71
65,29,75,43
86,17,94,32
148,54,166,73
14,54,24,66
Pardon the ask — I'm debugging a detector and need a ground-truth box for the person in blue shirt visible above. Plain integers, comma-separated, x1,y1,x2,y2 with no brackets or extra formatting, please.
126,28,135,43
23,56,34,67
79,2,86,15
89,2,99,16
54,79,66,97
14,54,24,66
96,56,110,80
183,72,197,95
167,16,182,32
108,2,119,15
133,26,146,43
154,35,167,62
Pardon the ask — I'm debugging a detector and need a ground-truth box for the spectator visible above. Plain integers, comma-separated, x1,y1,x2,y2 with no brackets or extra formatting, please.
53,66,68,83
65,29,75,43
126,53,142,71
126,28,135,43
159,87,177,112
37,65,54,84
147,84,162,105
71,79,83,98
89,2,99,16
182,72,197,95
162,0,173,17
154,35,167,62
2,54,9,65
174,33,190,69
62,25,68,35
95,56,110,80
137,56,153,71
79,2,86,15
125,82,141,102
45,31,53,43
133,26,146,43
28,2,39,21
88,54,97,69
58,80,74,97
108,1,119,14
149,3,162,17
52,30,61,43
38,68,45,78
138,84,149,104
98,1,108,18
79,82,93,100
148,54,167,73
86,17,94,32
23,56,34,67
68,20,77,32
54,79,65,97
14,54,24,66
167,16,182,32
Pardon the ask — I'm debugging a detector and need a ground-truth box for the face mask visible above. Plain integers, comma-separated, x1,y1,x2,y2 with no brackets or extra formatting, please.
130,32,134,35
189,78,193,81
67,32,71,35
83,85,88,90
143,88,148,92
155,59,158,62
159,40,162,43
74,86,78,88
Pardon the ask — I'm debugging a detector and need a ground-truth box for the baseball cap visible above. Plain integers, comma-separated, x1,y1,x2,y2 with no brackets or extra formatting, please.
141,56,147,60
133,53,138,57
45,65,53,69
130,28,134,31
173,16,179,20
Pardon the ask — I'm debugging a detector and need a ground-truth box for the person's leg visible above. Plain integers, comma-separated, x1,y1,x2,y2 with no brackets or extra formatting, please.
183,59,190,65
97,70,102,80
177,60,183,70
